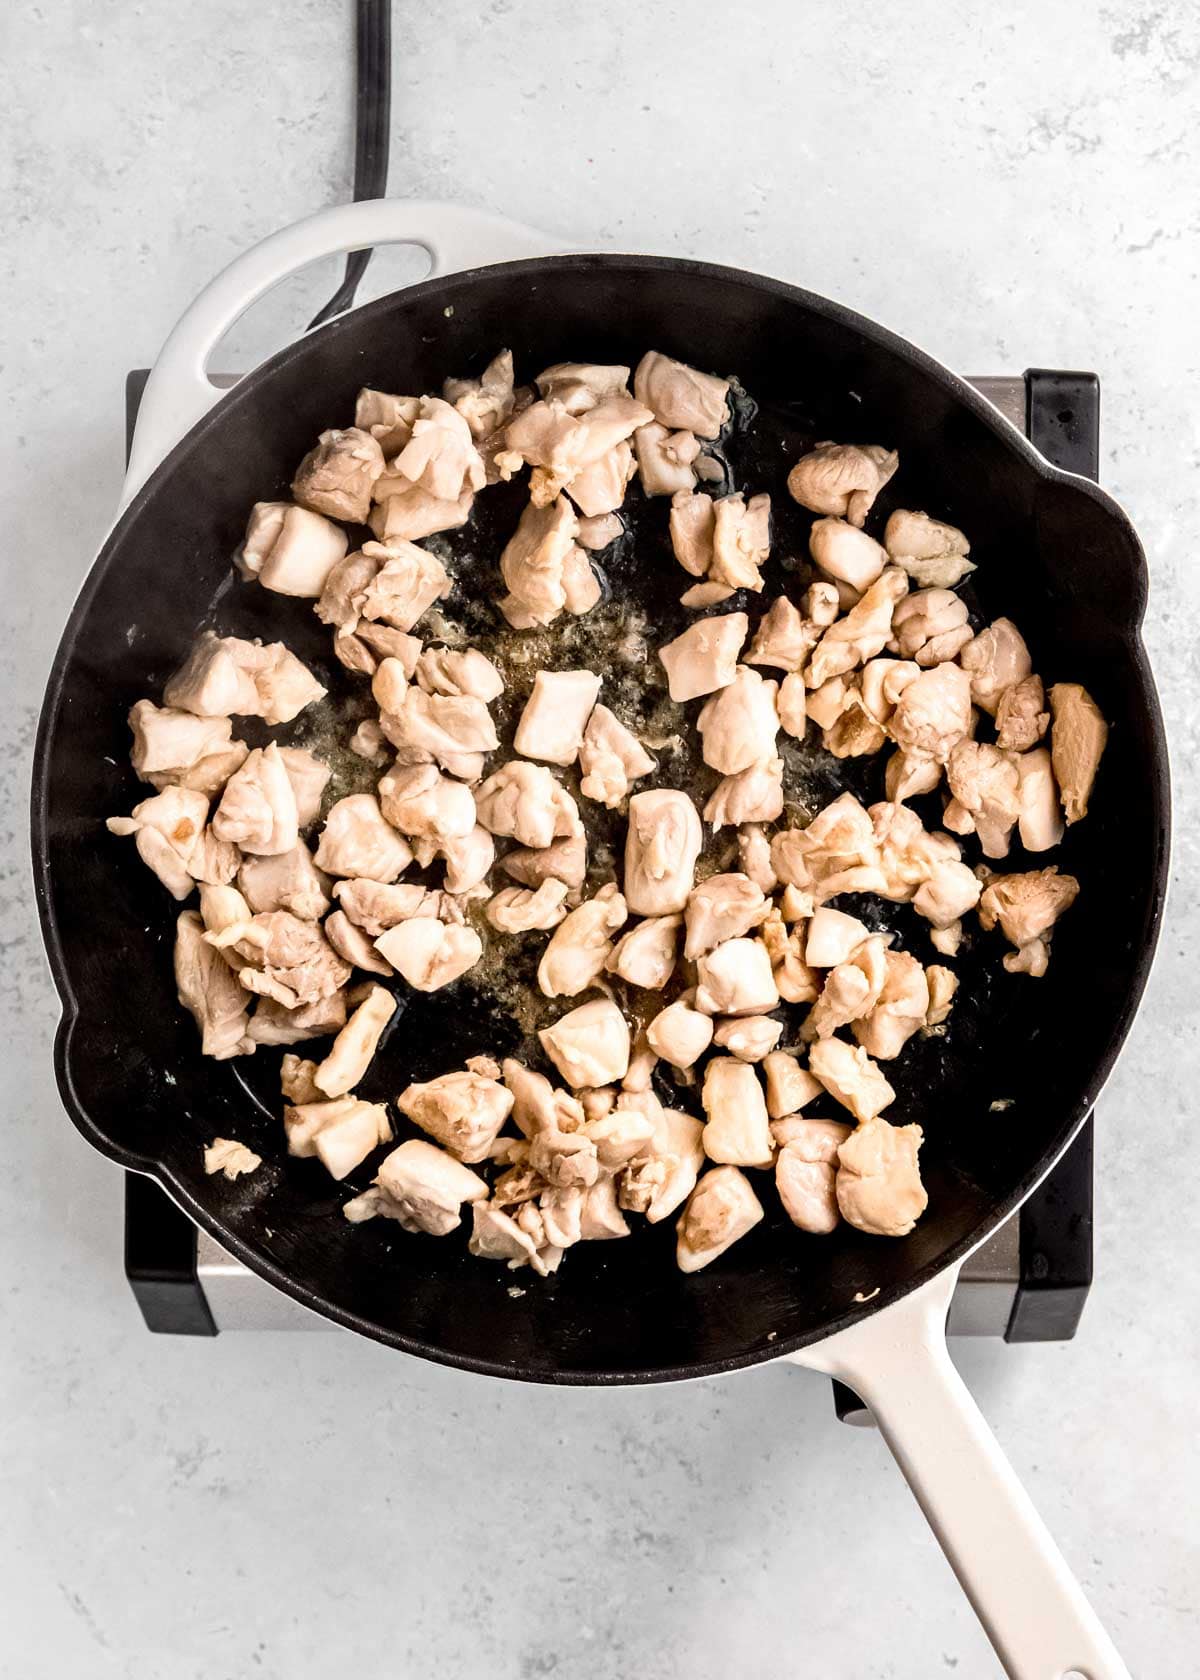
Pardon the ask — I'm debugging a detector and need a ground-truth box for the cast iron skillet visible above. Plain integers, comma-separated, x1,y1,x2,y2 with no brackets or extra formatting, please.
32,245,1168,1387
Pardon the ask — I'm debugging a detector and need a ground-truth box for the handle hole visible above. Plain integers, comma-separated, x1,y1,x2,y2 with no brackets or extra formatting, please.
1060,1669,1091,1678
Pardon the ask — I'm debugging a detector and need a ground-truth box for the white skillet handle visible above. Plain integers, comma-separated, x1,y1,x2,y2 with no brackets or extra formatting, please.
792,1267,1129,1680
122,198,567,509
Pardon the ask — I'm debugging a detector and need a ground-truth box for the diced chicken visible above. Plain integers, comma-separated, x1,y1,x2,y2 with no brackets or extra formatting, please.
314,794,413,881
198,882,251,938
324,908,394,977
623,788,703,915
107,787,238,899
809,518,887,591
239,501,348,597
374,917,482,991
208,910,352,1009
709,493,771,591
174,910,253,1058
633,352,730,439
368,482,474,544
669,490,715,577
930,922,963,959
445,349,516,439
712,1015,783,1062
925,965,959,1028
703,748,784,827
769,792,879,899
852,949,930,1060
761,1050,823,1119
502,1058,586,1139
368,1140,489,1235
576,512,623,552
1016,746,1064,852
913,854,983,932
504,394,654,500
204,1138,262,1180
945,740,1021,859
606,913,682,990
415,647,504,703
805,906,870,967
684,873,768,959
436,823,494,895
579,1173,631,1239
474,760,580,850
808,1037,895,1124
284,1095,391,1180
539,997,631,1088
312,984,396,1097
245,990,347,1047
355,388,420,454
645,997,714,1069
883,509,974,588
497,495,581,628
836,1116,927,1237
696,666,779,776
292,426,385,522
960,618,1032,714
658,612,749,702
126,700,240,791
212,743,299,856
377,765,477,846
578,704,655,808
620,1108,705,1224
361,541,452,633
237,843,330,921
995,673,1049,753
281,1053,322,1103
273,748,329,830
700,1056,773,1164
633,422,701,497
787,442,898,527
379,687,498,779
535,361,631,413
585,1106,657,1171
371,655,409,715
398,1066,515,1163
777,883,814,922
333,877,440,933
501,829,588,893
164,631,325,725
561,544,602,616
891,588,973,667
537,883,628,997
743,597,807,675
567,440,637,517
805,936,888,1038
387,396,485,503
738,823,778,895
486,879,569,932
978,867,1080,973
676,1167,764,1272
889,661,973,769
333,619,423,679
806,567,909,688
1049,683,1107,824
694,936,779,1016
514,669,603,766
776,1148,839,1234
758,910,820,1003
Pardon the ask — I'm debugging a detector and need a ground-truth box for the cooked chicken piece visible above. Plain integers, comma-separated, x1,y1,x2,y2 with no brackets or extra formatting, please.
645,997,714,1069
314,794,413,881
762,1050,824,1119
712,1015,783,1062
930,921,963,959
561,543,603,617
333,619,424,679
444,349,516,439
580,1087,617,1124
683,582,737,611
960,618,1032,715
212,743,299,856
474,761,580,850
535,360,631,413
776,1146,839,1234
539,997,631,1089
371,655,409,715
164,631,325,724
858,658,922,731
467,1203,544,1271
537,882,628,997
107,787,238,899
743,597,807,675
501,829,588,893
237,843,330,921
366,1140,489,1235
695,936,779,1016
696,666,779,776
501,1058,586,1139
398,1066,515,1163
239,501,348,598
995,673,1049,753
787,442,898,526
513,670,602,767
368,482,475,544
769,791,878,899
355,388,421,454
619,1107,706,1224
851,949,930,1060
737,823,778,895
127,700,239,790
836,1116,927,1237
978,867,1080,973
332,877,438,934
198,882,251,939
578,1173,631,1239
415,647,504,703
658,612,749,702
606,913,682,990
567,440,636,517
173,910,253,1058
387,396,486,503
891,588,973,667
806,936,888,1038
292,426,385,522
707,493,771,591
776,884,813,924
245,989,347,1047
705,756,788,833
1049,682,1107,824
809,1036,895,1123
578,704,655,808
284,1095,391,1180
924,964,959,1027
208,910,352,1009
1015,746,1064,852
684,873,768,959
434,823,492,896
576,511,624,552
913,856,983,935
697,1056,772,1165
203,1138,261,1180
360,542,452,633
486,879,569,933
374,917,482,991
624,788,703,915
883,508,974,588
809,517,888,591
504,394,654,494
823,696,888,759
271,749,327,832
377,765,477,846
806,675,854,732
945,740,1021,859
676,1166,764,1272
496,495,580,627
379,687,498,778
804,907,870,967
312,984,396,1097
280,1053,323,1105
585,1106,657,1171
633,352,729,438
806,567,909,688
325,908,394,977
669,490,716,577
889,660,973,771
633,423,700,497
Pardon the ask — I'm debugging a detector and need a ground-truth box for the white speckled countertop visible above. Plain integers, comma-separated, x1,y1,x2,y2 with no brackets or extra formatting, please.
4,3,1197,1675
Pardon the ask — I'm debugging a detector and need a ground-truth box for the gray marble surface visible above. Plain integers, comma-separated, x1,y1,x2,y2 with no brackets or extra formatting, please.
3,2,1197,1675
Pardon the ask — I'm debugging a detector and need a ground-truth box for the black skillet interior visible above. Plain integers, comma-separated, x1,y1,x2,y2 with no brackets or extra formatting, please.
33,257,1168,1381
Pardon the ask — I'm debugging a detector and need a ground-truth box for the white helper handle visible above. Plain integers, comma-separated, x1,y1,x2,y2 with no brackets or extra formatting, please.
791,1265,1129,1680
121,198,567,508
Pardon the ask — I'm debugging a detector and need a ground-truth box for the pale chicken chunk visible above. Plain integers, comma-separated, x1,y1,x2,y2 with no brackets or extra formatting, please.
805,937,888,1039
805,906,870,967
164,631,325,724
709,493,771,591
712,1015,783,1062
578,705,655,808
623,789,703,915
703,758,784,830
514,669,602,766
377,765,477,846
198,882,251,937
324,909,394,977
576,512,624,552
669,490,715,577
1049,683,1107,824
567,440,636,517
761,1051,824,1119
777,674,808,738
925,965,959,1027
497,495,581,628
204,1138,262,1180
606,913,682,990
738,823,778,895
809,518,887,591
622,1108,706,1224
585,1106,656,1171
238,501,348,597
995,673,1050,753
398,1067,515,1163
374,917,482,990
485,879,569,933
474,760,580,850
539,998,631,1089
237,843,330,921
744,596,813,672
1016,747,1064,852
787,442,898,527
275,747,330,830
389,395,485,502
537,883,628,998
366,1140,489,1236
107,787,238,900
284,1095,392,1180
633,352,730,439
368,483,474,544
684,873,769,959
889,660,973,768
501,1058,586,1139
501,829,588,893
769,792,881,899
280,1053,322,1104
354,388,420,454
245,990,347,1047
645,997,714,1069
333,619,423,679
534,361,631,412
380,687,498,779
960,618,1032,714
806,567,909,689
836,1116,927,1237
333,877,439,934
701,1057,773,1165
208,911,352,1009
174,910,253,1058
676,1167,764,1273
658,612,749,702
891,588,973,667
445,349,516,439
356,542,451,633
127,701,240,790
314,794,413,881
371,655,409,715
776,1148,840,1234
883,508,974,589
634,424,701,498
978,867,1080,974
696,666,779,775
415,647,504,703
695,937,779,1016
292,426,385,522
809,1037,896,1123
852,949,930,1060
945,740,1021,859
212,743,299,856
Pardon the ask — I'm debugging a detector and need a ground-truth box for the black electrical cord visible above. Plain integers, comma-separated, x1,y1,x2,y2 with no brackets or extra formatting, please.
307,0,392,330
